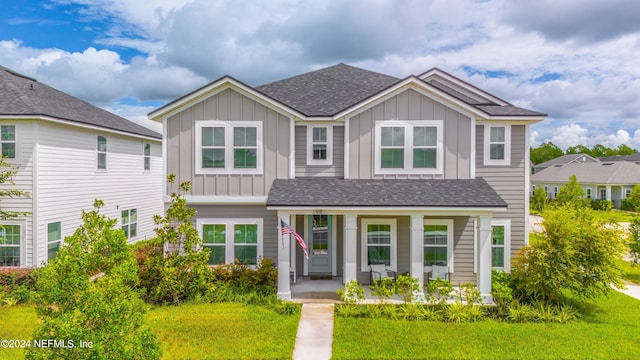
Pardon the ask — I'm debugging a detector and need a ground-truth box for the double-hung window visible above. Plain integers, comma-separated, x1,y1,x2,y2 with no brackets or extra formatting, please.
1,125,16,159
361,219,397,271
202,224,226,265
491,219,511,270
307,126,333,165
375,120,443,174
197,219,263,266
47,222,62,260
97,135,107,170
0,224,21,266
196,121,262,174
143,143,151,170
424,219,453,271
483,124,511,165
586,188,592,199
121,209,137,239
625,189,632,198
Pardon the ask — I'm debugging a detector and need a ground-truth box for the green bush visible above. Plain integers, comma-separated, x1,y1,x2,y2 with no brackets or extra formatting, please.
394,274,421,303
337,280,365,304
591,199,613,211
491,270,514,316
426,278,453,305
0,268,37,291
209,257,277,295
369,277,394,303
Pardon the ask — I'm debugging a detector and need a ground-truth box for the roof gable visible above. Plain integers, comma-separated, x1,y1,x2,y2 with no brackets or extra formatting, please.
531,161,640,185
534,153,599,169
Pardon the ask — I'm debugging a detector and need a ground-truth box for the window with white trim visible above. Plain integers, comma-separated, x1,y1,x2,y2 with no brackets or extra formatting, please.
121,209,137,239
553,186,558,199
307,126,333,165
375,120,443,174
491,219,511,270
143,143,151,171
0,224,20,266
198,219,263,266
423,219,454,270
600,188,607,200
361,219,397,271
0,125,16,159
483,124,511,165
586,188,592,199
195,121,263,174
97,135,107,169
625,188,632,198
47,221,62,261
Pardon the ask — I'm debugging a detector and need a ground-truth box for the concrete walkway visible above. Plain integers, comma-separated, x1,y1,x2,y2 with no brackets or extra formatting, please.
617,281,640,300
292,303,334,360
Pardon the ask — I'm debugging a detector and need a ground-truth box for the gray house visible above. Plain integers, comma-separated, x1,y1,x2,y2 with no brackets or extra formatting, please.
149,64,546,302
531,161,640,208
533,153,598,174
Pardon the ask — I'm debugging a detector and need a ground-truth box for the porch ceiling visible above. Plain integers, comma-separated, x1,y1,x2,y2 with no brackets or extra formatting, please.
266,178,507,208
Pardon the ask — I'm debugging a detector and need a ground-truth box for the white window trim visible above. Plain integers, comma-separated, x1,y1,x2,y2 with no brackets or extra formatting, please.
625,188,632,198
483,124,511,166
374,120,444,175
0,124,17,161
423,219,454,272
46,221,62,261
121,209,137,240
195,121,263,175
491,219,511,271
586,188,592,199
360,218,397,272
306,125,333,166
0,221,24,267
553,186,558,199
97,135,107,170
197,218,263,266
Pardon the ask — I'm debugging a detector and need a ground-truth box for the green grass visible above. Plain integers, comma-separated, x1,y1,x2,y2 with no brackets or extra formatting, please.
333,291,640,359
617,258,640,285
591,210,635,223
0,302,299,360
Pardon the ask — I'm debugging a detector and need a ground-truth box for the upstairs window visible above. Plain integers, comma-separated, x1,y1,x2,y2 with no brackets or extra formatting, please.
196,121,263,174
1,125,16,159
143,143,151,170
307,126,333,165
483,124,511,166
97,135,107,170
375,121,443,174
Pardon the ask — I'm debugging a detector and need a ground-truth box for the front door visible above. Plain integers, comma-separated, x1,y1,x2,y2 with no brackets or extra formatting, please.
308,215,332,274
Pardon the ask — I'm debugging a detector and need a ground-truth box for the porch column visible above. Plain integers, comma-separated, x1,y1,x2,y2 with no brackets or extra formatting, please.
410,214,426,302
277,211,292,300
343,214,357,284
606,185,612,201
477,215,493,304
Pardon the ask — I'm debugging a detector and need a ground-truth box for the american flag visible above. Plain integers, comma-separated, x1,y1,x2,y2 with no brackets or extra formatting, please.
280,219,309,259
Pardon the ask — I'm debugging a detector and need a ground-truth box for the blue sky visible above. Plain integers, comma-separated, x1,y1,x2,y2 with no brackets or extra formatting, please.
2,0,640,149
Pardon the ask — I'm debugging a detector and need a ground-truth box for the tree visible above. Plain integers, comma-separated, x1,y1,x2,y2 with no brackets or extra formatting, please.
565,145,592,156
616,144,637,156
590,144,615,158
531,187,547,213
27,200,160,360
512,206,626,304
530,142,564,165
628,216,640,266
555,175,587,209
0,157,29,220
623,184,640,212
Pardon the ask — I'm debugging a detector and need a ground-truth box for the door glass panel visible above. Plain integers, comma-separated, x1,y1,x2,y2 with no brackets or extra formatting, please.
312,215,328,255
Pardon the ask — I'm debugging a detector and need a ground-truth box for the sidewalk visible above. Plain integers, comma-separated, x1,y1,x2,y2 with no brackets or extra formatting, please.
292,303,334,360
617,281,640,300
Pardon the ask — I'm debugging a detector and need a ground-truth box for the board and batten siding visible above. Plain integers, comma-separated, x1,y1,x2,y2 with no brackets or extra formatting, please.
347,88,472,179
476,124,527,258
166,88,291,197
295,125,344,178
34,121,163,265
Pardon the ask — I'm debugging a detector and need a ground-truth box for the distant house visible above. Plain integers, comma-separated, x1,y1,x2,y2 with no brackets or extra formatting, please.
530,161,640,208
533,153,598,174
599,153,640,163
0,65,163,267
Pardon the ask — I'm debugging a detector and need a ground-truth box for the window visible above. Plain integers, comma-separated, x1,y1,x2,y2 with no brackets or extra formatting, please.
586,188,592,199
424,219,454,270
600,188,607,200
553,186,558,199
532,185,536,191
544,186,549,198
491,220,511,270
47,222,62,261
121,209,137,239
195,121,263,174
307,126,333,165
143,143,151,170
375,120,443,174
361,219,397,271
97,135,107,169
0,125,16,159
0,224,20,266
625,189,632,198
483,124,511,165
197,219,263,266
312,215,328,255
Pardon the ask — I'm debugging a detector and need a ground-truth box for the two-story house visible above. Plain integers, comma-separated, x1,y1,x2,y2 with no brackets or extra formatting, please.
149,64,546,301
0,65,163,268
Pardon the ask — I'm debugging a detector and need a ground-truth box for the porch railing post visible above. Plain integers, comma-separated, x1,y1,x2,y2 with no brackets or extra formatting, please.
277,211,292,300
410,214,426,302
343,214,357,284
477,215,493,304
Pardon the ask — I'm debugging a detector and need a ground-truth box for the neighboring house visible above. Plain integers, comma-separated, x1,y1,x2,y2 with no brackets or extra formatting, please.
531,161,640,208
149,63,546,302
0,66,163,268
533,153,598,174
599,153,640,162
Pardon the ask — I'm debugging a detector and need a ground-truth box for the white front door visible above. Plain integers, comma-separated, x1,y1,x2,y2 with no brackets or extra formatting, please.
308,215,332,274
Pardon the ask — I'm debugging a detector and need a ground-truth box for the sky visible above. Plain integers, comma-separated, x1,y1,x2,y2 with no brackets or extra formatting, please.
1,0,640,150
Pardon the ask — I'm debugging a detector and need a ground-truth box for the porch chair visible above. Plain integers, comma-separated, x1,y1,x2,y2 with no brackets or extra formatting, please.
369,264,396,284
427,265,450,284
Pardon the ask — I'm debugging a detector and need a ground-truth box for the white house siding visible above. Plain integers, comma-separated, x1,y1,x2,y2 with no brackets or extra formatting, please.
476,124,527,258
295,125,345,178
33,121,162,266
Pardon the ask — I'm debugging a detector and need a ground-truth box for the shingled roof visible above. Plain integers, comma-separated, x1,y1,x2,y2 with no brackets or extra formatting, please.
0,66,160,139
531,161,640,185
267,178,507,208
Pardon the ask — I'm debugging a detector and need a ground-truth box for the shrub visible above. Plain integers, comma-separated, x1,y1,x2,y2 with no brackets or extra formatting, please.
628,215,640,266
458,282,481,305
591,199,613,211
394,274,421,303
337,280,365,304
209,258,277,295
491,270,514,315
399,303,425,321
507,301,535,323
369,277,394,303
426,278,453,305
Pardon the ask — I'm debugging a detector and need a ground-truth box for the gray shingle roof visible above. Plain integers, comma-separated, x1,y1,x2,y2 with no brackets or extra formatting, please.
267,178,507,208
473,105,546,117
531,161,640,185
0,66,161,139
534,153,598,169
599,153,640,162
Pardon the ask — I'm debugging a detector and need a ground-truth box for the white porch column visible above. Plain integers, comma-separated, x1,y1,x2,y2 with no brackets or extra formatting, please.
410,214,426,302
277,211,292,300
606,185,612,201
477,215,493,304
343,214,357,284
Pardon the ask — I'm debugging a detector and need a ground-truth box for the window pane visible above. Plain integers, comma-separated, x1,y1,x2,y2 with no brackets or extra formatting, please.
98,153,106,169
130,209,137,223
202,149,225,168
414,127,436,146
234,224,257,244
121,210,129,224
368,246,390,266
492,247,505,267
490,144,505,160
48,222,61,242
0,247,20,266
381,127,404,146
97,136,107,151
490,127,505,142
203,224,226,244
313,144,327,160
1,125,15,141
413,148,436,168
424,225,448,245
235,245,257,265
130,223,137,238
202,127,225,147
234,149,257,169
47,242,60,261
313,127,327,142
367,224,391,245
381,149,403,168
206,245,226,265
234,127,257,147
492,226,505,245
2,143,15,159
144,143,151,156
144,157,150,170
424,247,447,266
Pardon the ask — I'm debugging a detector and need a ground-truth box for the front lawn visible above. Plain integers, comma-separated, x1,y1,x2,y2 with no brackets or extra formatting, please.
0,306,37,360
333,291,640,359
617,259,640,285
